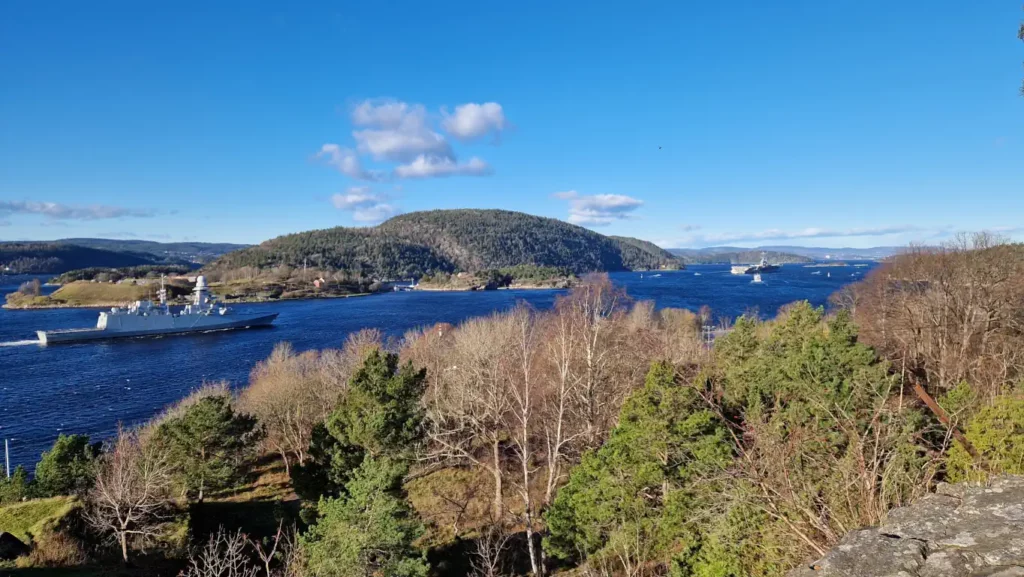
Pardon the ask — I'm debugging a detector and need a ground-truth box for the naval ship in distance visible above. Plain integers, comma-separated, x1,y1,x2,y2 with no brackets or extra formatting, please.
730,253,782,275
36,276,277,344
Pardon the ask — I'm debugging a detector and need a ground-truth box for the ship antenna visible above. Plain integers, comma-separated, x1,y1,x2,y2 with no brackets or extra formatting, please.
159,275,168,308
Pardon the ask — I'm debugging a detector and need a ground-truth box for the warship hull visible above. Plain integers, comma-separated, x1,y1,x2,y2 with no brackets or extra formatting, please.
37,313,278,344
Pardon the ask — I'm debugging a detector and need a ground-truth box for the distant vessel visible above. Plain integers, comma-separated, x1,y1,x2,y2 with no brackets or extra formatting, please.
731,253,781,275
811,270,822,275
36,276,277,345
751,273,763,284
693,272,702,276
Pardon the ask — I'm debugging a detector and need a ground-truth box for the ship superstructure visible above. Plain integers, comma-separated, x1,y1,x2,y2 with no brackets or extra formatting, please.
731,253,782,275
36,276,277,344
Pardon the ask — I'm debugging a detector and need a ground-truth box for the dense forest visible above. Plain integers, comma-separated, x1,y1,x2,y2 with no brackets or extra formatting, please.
5,234,1024,577
51,265,195,284
0,242,156,274
205,209,682,280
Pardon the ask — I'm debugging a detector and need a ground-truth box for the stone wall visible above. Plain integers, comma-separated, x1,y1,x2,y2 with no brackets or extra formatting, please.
789,476,1024,577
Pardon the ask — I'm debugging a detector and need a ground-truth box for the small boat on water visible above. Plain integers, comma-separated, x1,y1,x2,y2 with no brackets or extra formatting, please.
751,273,764,284
36,276,278,345
693,272,701,276
811,270,822,275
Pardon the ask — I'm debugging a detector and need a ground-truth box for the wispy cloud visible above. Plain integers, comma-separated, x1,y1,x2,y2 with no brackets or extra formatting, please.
0,200,158,221
394,155,492,178
659,225,932,248
97,231,172,240
316,144,384,181
554,190,643,227
331,186,401,223
317,98,507,181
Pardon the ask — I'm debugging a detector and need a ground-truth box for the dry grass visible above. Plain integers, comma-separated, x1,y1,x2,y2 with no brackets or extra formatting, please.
48,282,153,306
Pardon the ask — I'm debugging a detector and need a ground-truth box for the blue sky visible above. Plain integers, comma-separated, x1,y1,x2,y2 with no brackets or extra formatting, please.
1,1,1021,248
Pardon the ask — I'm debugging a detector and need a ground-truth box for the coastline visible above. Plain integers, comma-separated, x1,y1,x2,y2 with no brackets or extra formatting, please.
4,291,377,311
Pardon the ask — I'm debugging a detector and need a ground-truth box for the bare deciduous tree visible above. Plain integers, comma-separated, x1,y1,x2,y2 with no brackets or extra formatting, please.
181,526,259,577
470,524,514,577
238,330,382,473
853,233,1024,404
425,312,515,521
248,521,302,577
84,426,172,564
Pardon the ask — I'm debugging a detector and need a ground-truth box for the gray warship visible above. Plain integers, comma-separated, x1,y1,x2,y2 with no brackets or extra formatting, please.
36,276,277,344
731,253,781,275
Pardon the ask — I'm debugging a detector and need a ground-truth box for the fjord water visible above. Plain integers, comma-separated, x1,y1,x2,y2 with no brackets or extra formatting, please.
0,264,870,469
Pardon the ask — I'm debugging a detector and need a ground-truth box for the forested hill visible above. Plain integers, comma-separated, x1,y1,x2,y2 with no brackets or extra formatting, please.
205,209,682,278
0,242,156,274
608,236,681,270
58,238,248,263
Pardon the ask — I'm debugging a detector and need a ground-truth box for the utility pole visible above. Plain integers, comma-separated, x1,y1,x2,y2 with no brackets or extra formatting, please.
5,439,9,479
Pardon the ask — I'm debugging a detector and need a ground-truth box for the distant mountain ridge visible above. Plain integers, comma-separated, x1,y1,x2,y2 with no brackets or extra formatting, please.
0,239,248,274
56,238,249,263
0,242,156,274
668,245,908,262
668,248,812,265
206,209,681,279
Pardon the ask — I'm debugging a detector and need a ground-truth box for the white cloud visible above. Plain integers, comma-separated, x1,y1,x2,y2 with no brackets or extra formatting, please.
316,144,384,181
442,102,507,141
0,200,157,221
350,99,453,163
554,190,644,226
394,155,492,178
317,98,507,181
351,100,417,128
330,186,401,223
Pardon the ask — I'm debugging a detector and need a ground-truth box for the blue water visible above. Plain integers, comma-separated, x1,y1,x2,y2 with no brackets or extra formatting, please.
0,264,871,469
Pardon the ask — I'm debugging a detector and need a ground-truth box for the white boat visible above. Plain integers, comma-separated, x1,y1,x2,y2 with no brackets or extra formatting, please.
811,270,822,275
693,272,701,276
36,276,277,344
751,273,763,284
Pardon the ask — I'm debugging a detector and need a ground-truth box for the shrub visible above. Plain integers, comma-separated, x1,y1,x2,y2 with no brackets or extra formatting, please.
0,465,34,503
947,393,1024,482
154,394,262,502
34,434,101,497
17,278,41,296
17,529,88,568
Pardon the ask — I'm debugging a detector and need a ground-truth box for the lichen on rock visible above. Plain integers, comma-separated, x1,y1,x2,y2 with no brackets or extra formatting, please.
788,476,1024,577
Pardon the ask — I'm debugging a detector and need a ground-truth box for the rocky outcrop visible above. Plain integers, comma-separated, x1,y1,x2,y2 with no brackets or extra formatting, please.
0,532,29,561
789,476,1024,577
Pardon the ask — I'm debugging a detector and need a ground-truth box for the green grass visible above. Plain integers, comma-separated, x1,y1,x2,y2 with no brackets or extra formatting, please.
0,497,77,543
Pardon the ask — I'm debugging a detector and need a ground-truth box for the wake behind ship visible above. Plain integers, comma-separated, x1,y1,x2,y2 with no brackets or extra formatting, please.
36,276,277,344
